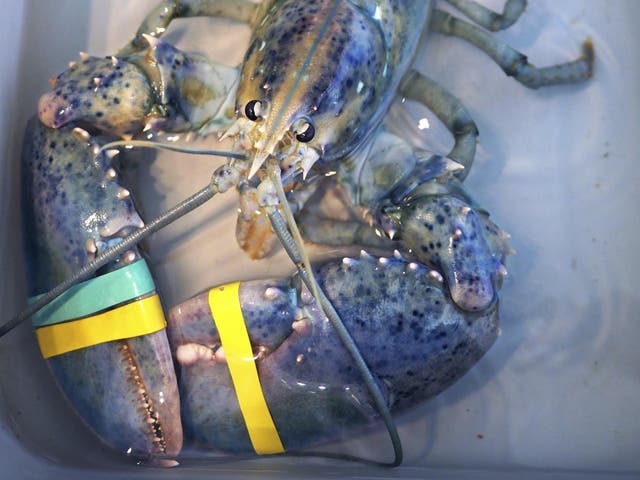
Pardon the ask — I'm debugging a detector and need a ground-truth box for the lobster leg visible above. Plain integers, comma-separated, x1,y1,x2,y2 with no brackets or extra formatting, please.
399,70,478,181
167,253,499,453
118,0,260,55
431,8,594,89
444,0,526,32
297,214,393,253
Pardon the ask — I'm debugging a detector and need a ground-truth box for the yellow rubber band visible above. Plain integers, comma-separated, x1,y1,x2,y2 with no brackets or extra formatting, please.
208,282,285,455
36,295,166,359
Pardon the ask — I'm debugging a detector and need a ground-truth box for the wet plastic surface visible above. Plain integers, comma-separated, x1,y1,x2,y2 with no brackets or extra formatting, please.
1,1,639,478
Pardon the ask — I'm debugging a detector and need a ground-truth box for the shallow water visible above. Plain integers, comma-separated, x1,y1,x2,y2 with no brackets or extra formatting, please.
0,0,638,477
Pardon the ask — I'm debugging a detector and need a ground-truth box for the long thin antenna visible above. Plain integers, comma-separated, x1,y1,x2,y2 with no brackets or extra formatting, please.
100,140,248,161
267,208,403,467
266,161,322,304
0,160,243,338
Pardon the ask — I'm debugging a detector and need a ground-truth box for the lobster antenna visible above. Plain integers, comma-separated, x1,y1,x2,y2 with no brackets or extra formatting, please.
100,139,247,161
266,161,322,307
266,207,403,467
0,161,241,338
264,157,403,466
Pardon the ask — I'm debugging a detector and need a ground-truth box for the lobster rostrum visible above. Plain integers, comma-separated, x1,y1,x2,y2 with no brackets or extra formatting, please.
12,0,593,464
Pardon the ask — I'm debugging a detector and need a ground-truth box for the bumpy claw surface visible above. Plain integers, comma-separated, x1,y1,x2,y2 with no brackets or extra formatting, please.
168,253,499,452
385,193,508,312
48,331,183,456
22,119,143,292
331,137,511,313
22,119,183,456
39,56,154,136
38,38,237,138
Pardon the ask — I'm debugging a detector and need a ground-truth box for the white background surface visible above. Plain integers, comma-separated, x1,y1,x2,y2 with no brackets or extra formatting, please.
0,1,638,478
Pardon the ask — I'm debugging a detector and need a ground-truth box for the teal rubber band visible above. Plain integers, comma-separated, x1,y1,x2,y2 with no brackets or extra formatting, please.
30,260,156,328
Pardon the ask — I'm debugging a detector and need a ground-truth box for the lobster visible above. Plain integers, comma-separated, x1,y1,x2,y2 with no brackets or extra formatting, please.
9,0,593,465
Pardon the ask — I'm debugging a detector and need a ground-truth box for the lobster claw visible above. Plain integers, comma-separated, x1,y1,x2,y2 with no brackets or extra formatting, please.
26,37,246,458
38,38,238,138
22,118,183,456
383,190,510,312
167,254,499,453
38,56,155,136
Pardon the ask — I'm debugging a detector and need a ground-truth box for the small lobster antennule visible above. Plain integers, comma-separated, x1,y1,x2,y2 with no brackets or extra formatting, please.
221,104,321,181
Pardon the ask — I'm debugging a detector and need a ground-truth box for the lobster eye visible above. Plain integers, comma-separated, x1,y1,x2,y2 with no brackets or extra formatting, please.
244,100,262,121
295,121,315,143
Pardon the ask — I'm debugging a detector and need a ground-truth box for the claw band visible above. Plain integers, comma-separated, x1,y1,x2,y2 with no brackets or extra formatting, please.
30,260,166,358
208,282,285,455
35,294,166,358
30,260,156,328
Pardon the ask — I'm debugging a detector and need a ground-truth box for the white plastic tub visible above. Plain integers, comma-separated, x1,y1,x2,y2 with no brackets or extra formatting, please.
1,1,638,478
